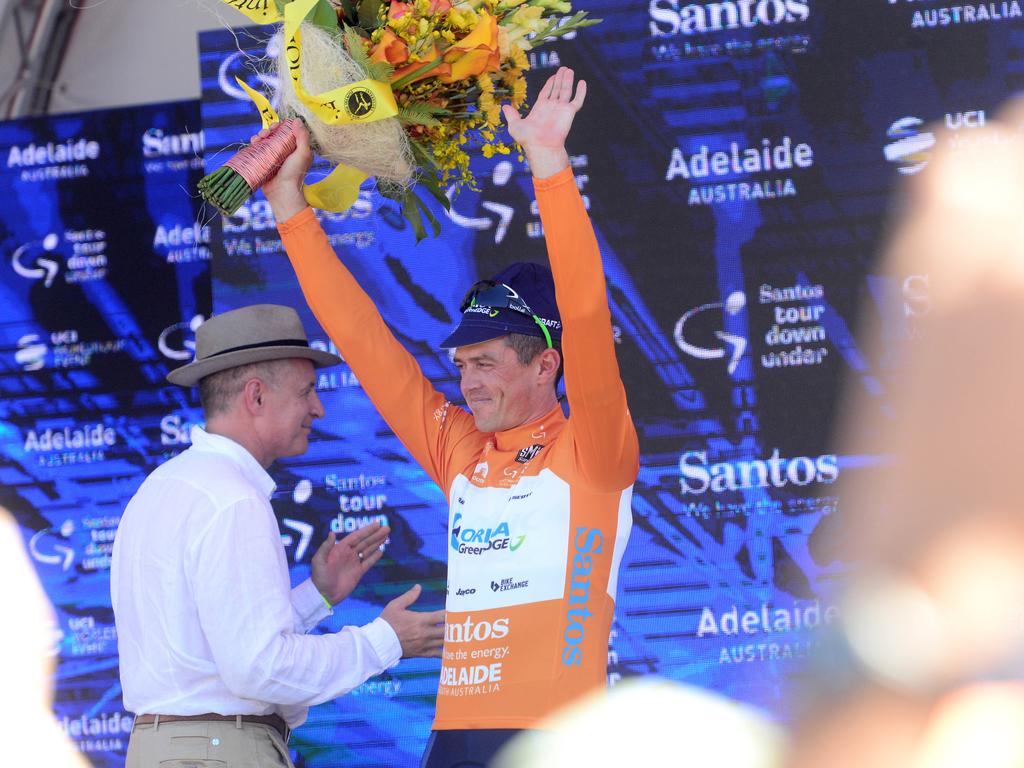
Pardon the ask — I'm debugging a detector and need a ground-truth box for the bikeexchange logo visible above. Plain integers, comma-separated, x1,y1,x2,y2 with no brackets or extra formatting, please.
665,136,814,205
886,0,1022,29
884,110,995,175
11,230,107,287
491,576,529,593
451,512,526,555
674,291,748,374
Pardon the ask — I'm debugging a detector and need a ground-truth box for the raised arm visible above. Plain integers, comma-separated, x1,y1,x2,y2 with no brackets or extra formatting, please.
261,128,484,490
504,68,640,490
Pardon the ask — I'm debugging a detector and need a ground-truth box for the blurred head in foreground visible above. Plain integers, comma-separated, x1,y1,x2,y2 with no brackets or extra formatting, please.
491,678,784,768
787,101,1024,768
0,507,87,766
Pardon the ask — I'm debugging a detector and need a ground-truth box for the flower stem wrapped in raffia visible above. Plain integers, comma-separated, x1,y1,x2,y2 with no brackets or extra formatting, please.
199,0,599,240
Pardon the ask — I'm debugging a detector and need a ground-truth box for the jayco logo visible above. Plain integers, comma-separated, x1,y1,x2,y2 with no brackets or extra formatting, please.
649,0,811,36
450,512,526,555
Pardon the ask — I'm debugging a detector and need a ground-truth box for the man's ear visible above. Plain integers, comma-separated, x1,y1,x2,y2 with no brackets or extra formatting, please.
536,347,562,385
242,376,266,414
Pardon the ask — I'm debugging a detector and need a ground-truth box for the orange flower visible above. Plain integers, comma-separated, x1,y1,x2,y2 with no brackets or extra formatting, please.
369,29,410,66
391,40,451,84
428,0,452,13
388,2,413,21
439,11,500,83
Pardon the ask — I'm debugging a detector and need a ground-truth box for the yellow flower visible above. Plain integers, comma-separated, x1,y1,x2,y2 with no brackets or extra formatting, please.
447,7,479,30
507,4,545,32
511,77,526,106
510,44,529,70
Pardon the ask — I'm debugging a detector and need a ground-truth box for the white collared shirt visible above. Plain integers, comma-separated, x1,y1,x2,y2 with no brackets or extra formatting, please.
111,426,401,728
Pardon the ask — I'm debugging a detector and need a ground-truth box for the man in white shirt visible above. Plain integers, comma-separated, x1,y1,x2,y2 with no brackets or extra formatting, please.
111,304,444,768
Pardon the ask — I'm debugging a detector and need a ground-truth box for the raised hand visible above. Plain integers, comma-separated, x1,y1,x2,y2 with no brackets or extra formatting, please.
257,120,314,222
311,522,391,606
502,66,587,179
380,584,446,658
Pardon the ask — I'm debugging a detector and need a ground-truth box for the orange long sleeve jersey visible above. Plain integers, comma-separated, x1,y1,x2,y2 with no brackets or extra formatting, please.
278,167,639,730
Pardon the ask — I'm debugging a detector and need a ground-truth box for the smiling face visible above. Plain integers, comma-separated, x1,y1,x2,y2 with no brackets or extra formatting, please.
259,358,324,461
453,336,557,433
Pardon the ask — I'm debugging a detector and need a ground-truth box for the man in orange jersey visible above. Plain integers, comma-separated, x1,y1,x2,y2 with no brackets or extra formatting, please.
262,67,638,767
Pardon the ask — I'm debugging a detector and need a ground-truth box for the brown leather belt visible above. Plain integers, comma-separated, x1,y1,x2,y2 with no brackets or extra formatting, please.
134,713,288,741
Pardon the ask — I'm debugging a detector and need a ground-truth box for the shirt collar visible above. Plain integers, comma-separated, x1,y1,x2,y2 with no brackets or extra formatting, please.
188,426,277,499
492,403,566,453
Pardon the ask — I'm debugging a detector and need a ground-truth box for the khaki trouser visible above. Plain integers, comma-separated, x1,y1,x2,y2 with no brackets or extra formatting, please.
126,717,294,768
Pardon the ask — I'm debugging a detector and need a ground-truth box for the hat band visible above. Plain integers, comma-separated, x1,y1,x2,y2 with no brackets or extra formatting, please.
207,337,311,358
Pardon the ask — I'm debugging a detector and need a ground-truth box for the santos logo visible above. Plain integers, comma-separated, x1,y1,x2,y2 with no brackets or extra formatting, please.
680,448,839,494
649,0,810,36
444,615,510,644
142,128,205,158
450,512,526,555
160,414,201,446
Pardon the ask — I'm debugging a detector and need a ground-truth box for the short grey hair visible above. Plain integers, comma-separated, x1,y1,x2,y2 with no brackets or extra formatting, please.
505,333,563,384
199,360,282,417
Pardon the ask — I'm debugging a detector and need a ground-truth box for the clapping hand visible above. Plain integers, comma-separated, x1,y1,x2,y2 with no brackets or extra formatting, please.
311,522,391,606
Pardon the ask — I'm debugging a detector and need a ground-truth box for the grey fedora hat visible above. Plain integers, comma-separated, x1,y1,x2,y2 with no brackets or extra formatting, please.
166,304,341,387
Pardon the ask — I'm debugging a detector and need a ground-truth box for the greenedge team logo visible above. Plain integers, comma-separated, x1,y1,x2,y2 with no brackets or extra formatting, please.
451,513,526,554
346,87,377,119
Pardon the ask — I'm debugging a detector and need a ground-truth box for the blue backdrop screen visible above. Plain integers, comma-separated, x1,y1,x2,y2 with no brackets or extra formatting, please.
2,1,1021,765
0,100,210,765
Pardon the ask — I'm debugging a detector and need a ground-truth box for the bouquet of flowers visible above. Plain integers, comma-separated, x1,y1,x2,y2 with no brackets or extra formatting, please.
199,0,597,239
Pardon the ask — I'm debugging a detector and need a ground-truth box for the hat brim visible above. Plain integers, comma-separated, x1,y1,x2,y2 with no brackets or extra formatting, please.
440,315,547,349
166,346,342,387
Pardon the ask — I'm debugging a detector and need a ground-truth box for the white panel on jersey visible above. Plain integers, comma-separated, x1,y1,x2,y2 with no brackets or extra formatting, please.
447,469,570,612
606,486,634,599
